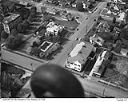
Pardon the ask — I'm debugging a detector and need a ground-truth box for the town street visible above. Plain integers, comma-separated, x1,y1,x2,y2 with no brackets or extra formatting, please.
50,2,107,68
77,75,128,97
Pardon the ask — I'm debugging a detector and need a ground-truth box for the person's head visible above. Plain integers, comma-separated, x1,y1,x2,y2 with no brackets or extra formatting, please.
30,64,84,98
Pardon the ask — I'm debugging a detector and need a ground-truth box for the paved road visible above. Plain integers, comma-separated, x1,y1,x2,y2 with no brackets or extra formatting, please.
70,2,107,41
77,75,128,98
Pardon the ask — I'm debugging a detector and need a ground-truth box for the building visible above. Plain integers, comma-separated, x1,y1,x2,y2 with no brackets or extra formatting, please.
39,41,60,58
90,34,104,46
65,41,94,72
100,7,126,22
45,21,64,36
120,48,128,57
96,21,110,32
3,13,22,30
111,0,126,4
88,50,110,78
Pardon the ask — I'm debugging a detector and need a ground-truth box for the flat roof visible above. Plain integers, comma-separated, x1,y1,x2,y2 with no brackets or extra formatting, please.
40,41,53,52
68,42,94,64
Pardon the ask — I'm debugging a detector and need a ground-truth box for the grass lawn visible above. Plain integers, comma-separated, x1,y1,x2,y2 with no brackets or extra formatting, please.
102,55,128,89
112,56,128,78
54,18,79,30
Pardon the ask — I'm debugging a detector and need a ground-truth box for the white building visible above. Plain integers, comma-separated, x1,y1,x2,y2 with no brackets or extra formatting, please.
45,22,64,36
39,41,60,58
90,34,104,46
65,42,94,72
88,50,109,79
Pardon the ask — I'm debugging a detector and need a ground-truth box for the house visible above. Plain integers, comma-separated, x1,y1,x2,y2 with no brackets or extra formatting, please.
3,13,22,30
120,48,128,57
100,7,126,22
89,50,110,78
90,34,104,46
65,41,94,72
96,21,110,32
45,22,64,36
39,41,60,58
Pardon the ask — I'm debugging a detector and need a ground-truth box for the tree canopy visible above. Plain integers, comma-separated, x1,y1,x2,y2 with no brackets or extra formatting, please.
6,35,24,50
10,28,18,36
1,30,9,39
119,28,128,40
76,2,84,12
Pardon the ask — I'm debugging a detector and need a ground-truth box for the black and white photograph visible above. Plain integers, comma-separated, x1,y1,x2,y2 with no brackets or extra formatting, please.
0,0,128,100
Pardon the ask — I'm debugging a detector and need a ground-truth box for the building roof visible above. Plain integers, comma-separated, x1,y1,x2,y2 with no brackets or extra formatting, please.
117,12,125,21
101,8,126,22
70,42,85,57
3,13,20,24
46,22,64,35
68,42,94,64
40,41,53,52
92,50,108,73
121,48,128,56
90,34,104,46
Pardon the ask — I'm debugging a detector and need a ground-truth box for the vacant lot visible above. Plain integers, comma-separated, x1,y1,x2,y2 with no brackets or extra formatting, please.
102,55,128,89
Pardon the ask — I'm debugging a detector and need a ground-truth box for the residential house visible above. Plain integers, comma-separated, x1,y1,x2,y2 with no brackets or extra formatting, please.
45,21,64,36
65,41,94,72
3,13,22,30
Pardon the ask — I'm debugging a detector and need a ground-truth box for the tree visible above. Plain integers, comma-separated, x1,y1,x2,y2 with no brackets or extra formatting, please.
6,35,24,50
10,28,18,36
76,2,84,12
1,30,9,39
52,0,59,6
69,0,76,4
41,6,47,14
0,23,4,34
18,7,30,20
125,12,128,23
66,13,74,21
98,32,113,41
121,38,128,49
43,15,55,22
27,15,33,23
22,20,29,28
122,0,128,3
124,4,128,9
30,6,37,17
112,17,116,24
119,28,128,40
0,14,4,22
119,21,127,29
88,3,94,10
30,46,40,56
109,25,114,32
114,40,122,53
17,23,26,33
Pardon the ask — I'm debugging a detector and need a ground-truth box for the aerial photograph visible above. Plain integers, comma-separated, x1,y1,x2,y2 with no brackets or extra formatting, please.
0,0,128,98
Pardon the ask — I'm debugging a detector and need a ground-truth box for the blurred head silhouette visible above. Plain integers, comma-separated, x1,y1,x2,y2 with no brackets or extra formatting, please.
30,64,84,98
